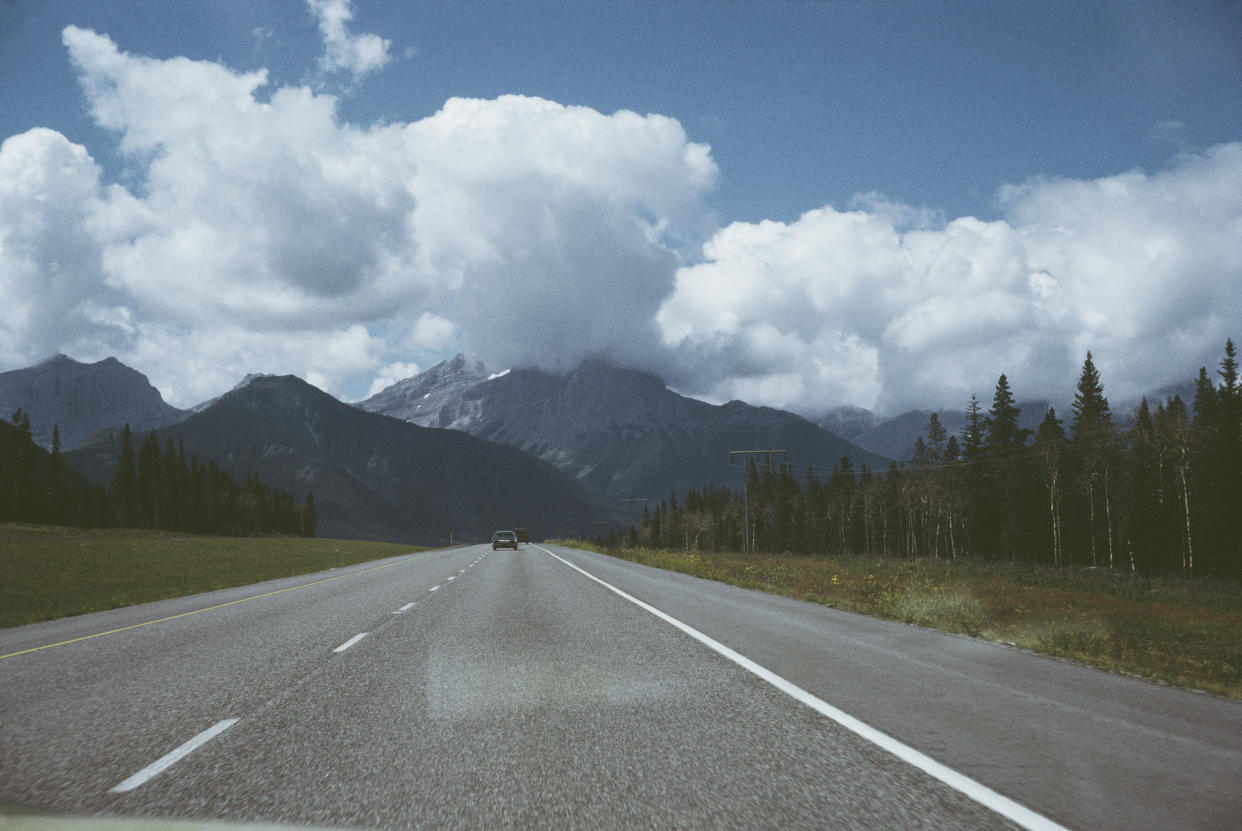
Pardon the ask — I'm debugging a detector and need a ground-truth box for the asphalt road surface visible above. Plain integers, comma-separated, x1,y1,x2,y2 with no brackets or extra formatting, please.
1,543,1239,829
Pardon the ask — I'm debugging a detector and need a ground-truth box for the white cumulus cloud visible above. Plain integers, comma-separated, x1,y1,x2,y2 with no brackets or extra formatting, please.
658,145,1242,415
0,26,716,407
0,128,123,365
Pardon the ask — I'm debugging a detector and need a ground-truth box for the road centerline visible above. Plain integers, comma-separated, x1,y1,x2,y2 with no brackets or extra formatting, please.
536,544,1068,831
1,555,424,662
332,633,368,653
110,718,239,794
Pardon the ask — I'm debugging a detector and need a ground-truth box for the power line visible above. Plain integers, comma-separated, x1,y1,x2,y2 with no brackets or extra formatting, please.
730,449,786,554
620,497,648,541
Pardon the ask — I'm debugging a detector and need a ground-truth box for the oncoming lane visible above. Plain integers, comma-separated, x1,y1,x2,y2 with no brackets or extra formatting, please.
0,546,486,814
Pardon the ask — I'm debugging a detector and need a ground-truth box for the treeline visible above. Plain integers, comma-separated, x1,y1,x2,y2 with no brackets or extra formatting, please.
624,341,1241,580
0,417,316,537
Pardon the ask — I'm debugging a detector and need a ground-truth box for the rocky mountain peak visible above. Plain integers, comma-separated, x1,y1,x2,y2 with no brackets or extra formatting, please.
358,354,492,427
0,355,186,450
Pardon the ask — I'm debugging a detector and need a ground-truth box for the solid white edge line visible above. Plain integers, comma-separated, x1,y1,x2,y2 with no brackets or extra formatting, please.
333,632,368,653
535,544,1069,831
110,718,239,794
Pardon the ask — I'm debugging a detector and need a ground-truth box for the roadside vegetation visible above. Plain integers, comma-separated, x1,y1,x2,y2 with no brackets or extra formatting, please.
593,343,1242,583
556,343,1241,698
551,540,1241,700
0,524,420,629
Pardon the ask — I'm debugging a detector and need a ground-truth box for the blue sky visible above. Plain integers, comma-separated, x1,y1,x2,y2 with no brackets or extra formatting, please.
2,0,1241,415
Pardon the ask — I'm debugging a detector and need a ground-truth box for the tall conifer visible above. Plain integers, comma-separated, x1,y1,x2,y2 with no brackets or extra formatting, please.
1071,353,1116,568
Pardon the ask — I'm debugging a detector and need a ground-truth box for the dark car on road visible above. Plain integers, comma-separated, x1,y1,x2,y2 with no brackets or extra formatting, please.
491,530,518,550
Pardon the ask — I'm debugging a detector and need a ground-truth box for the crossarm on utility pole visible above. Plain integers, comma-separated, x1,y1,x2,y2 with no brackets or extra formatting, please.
729,450,786,554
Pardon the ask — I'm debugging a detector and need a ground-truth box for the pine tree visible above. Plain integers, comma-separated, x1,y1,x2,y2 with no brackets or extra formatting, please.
1188,365,1222,576
1215,339,1242,579
112,425,138,527
301,491,318,537
5,410,39,521
1071,353,1116,568
926,412,948,462
161,437,180,531
959,394,987,556
47,425,66,525
1124,399,1178,574
1162,395,1195,573
1220,338,1239,398
881,460,903,556
986,374,1028,451
1034,408,1067,567
136,431,161,528
984,375,1033,561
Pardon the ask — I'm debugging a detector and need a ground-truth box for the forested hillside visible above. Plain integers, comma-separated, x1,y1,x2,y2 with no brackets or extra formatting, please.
0,415,316,537
629,342,1242,580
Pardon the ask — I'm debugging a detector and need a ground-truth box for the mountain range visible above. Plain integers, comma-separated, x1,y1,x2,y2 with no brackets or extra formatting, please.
816,403,1051,461
63,374,604,544
2,351,1201,544
357,355,889,500
4,353,902,542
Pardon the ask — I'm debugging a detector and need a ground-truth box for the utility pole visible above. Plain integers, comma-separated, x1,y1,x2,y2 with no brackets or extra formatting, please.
620,498,648,547
730,450,786,554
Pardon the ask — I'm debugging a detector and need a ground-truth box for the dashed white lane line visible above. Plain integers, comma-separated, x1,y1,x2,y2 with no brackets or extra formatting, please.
112,558,482,796
110,719,239,793
333,633,368,653
429,585,441,592
447,575,456,582
536,544,1068,831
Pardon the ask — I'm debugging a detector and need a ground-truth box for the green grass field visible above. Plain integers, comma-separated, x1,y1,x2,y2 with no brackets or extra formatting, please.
0,524,422,629
554,541,1242,700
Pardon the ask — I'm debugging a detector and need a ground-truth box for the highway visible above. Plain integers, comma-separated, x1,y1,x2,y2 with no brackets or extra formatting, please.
1,543,1239,829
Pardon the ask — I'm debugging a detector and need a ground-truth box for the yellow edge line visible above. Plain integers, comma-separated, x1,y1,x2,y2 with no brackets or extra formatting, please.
0,555,421,662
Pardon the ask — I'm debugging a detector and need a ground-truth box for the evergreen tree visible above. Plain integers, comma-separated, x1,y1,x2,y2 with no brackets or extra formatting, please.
1215,339,1242,579
47,425,66,525
112,425,138,527
1033,408,1067,567
925,412,948,462
4,410,39,521
985,374,1028,451
302,491,318,537
1124,399,1173,574
161,437,180,531
1070,353,1117,568
959,393,987,556
881,460,903,556
137,431,161,528
982,375,1031,560
1162,395,1196,573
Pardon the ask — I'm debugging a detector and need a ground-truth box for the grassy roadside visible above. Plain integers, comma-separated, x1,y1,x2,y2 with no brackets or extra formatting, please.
0,523,424,630
552,540,1242,700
